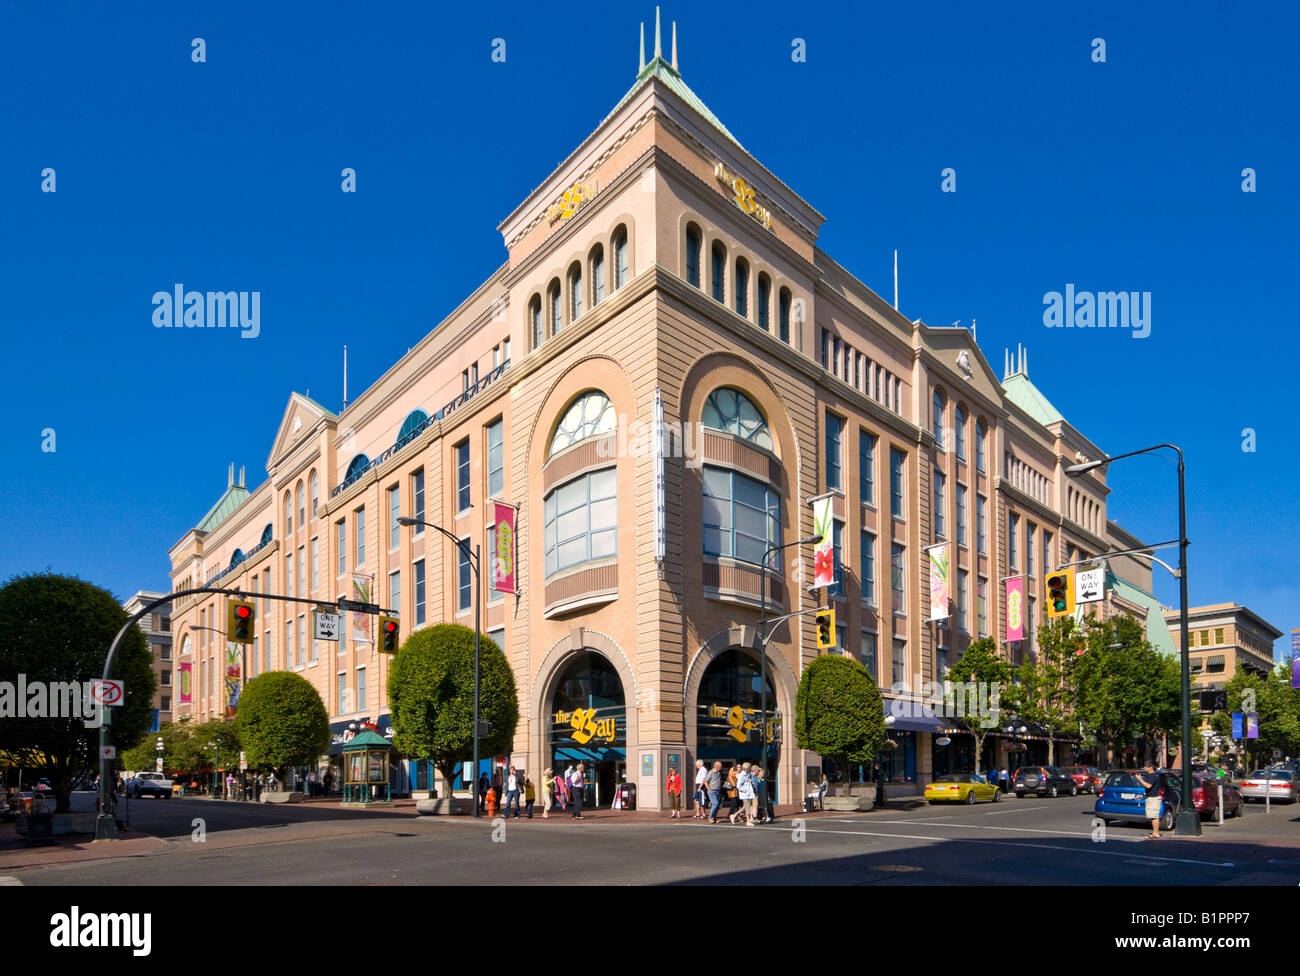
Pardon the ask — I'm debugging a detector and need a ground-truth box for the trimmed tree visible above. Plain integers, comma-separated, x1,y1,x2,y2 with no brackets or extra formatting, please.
387,623,518,796
794,654,885,796
945,637,1014,776
0,573,156,812
235,672,330,782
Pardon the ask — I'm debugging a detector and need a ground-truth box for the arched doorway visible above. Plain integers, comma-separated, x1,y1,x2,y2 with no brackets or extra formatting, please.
695,648,781,797
548,651,626,808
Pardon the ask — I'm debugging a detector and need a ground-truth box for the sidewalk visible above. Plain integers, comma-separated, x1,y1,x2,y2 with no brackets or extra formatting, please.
0,826,169,873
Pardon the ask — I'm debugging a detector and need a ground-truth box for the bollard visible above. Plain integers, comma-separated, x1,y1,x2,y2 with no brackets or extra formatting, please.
1217,783,1223,825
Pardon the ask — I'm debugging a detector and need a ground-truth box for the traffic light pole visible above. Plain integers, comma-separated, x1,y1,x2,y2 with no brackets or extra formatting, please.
94,585,390,841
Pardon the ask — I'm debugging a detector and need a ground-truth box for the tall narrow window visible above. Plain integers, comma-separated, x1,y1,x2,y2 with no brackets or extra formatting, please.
892,638,907,686
821,329,831,369
975,420,987,473
613,227,629,289
933,470,946,539
1026,523,1037,577
457,540,472,612
932,391,946,449
860,632,878,678
757,273,771,330
891,542,906,613
297,614,306,666
1042,531,1052,575
297,545,305,598
356,666,367,712
310,470,319,517
412,469,425,537
310,538,318,593
549,280,561,337
778,288,791,343
530,295,542,349
388,485,400,550
859,430,876,506
956,483,967,547
978,577,988,636
829,520,845,597
568,263,583,321
590,245,605,306
389,570,400,619
825,414,843,490
414,559,426,626
957,569,969,631
955,404,967,460
711,241,726,302
487,419,504,497
861,530,876,604
297,482,305,526
354,507,365,568
1009,513,1020,569
977,494,987,554
734,257,749,318
685,226,701,288
456,440,471,512
284,493,292,536
337,672,348,714
890,447,906,519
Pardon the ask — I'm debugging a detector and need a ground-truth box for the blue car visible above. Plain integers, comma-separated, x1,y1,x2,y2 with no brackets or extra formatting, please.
1093,770,1181,831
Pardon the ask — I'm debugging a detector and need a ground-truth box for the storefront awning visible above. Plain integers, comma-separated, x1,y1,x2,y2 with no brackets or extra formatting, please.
882,702,947,735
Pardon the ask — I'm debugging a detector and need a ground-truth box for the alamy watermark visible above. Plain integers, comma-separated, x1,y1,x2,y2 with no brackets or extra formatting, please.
888,676,1001,728
152,284,260,339
595,415,704,468
1042,284,1150,339
0,675,104,728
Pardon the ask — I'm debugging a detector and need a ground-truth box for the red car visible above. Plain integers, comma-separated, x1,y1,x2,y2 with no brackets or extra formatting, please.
1061,766,1102,795
1190,773,1243,820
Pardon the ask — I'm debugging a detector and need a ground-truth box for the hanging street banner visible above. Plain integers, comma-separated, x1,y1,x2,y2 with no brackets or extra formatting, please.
1292,629,1299,688
928,544,949,621
351,575,373,642
492,502,516,595
1232,712,1243,739
178,662,192,705
653,388,666,565
1005,577,1026,642
812,496,834,587
224,641,242,716
1246,713,1259,739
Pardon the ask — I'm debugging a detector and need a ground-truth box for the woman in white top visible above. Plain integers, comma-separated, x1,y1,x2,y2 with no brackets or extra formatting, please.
737,762,757,825
693,760,708,819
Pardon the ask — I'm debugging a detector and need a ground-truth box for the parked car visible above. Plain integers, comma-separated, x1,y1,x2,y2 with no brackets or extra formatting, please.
126,772,173,799
1061,766,1102,794
1240,769,1299,803
925,773,1002,805
1014,766,1078,797
1094,769,1181,831
1189,773,1242,820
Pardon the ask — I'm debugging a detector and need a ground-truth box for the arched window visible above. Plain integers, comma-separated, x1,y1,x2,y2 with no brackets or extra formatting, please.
345,454,371,484
548,391,617,457
954,404,968,461
284,492,293,535
568,262,583,321
552,651,625,711
310,470,319,517
711,241,726,303
589,244,605,307
613,226,629,289
260,523,273,546
757,273,771,331
296,481,305,526
530,294,542,349
778,288,791,343
702,387,774,452
932,390,946,449
396,409,430,450
548,280,562,337
685,224,702,288
228,548,245,568
975,419,987,473
734,257,749,318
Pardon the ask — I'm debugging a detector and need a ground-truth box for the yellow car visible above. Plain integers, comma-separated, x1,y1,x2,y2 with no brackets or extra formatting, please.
925,774,1002,805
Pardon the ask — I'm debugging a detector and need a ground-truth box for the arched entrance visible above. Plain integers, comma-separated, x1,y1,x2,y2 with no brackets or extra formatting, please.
547,651,627,808
695,648,781,795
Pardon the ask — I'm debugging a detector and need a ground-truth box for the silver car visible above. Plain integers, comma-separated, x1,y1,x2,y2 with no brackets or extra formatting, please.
1240,769,1299,803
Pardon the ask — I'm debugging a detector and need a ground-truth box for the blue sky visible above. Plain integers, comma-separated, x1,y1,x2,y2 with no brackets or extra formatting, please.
2,2,1296,659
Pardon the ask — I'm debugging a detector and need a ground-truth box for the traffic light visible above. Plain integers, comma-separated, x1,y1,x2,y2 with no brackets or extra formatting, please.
378,616,400,653
1045,569,1075,619
816,608,836,649
226,599,255,644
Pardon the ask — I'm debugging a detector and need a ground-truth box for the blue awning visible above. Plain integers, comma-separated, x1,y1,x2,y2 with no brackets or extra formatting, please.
882,701,947,735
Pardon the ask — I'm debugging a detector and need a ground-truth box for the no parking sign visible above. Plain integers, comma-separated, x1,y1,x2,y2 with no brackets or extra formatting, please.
90,680,124,706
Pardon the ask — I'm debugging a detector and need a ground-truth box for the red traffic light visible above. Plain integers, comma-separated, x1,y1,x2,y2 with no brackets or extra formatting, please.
235,605,252,619
383,620,397,634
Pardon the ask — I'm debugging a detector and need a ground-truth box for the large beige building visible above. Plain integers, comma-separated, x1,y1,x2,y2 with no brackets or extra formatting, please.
167,23,1156,802
122,591,173,730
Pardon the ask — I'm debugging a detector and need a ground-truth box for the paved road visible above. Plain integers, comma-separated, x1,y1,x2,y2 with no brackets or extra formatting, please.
10,791,1299,885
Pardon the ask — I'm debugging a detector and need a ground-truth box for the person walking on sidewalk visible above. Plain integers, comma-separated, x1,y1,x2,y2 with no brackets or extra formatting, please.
693,759,708,819
569,763,586,819
738,762,757,826
666,767,683,818
705,761,723,823
754,767,773,823
523,773,536,819
542,768,556,819
502,766,522,820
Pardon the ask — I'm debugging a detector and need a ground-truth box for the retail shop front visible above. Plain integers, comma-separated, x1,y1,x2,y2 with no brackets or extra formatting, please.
549,651,627,808
694,649,782,800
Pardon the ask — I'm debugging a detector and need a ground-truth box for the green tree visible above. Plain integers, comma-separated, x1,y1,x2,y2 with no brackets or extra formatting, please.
1018,617,1081,766
946,637,1013,776
387,624,519,796
0,573,156,812
1075,614,1171,764
1210,662,1300,770
794,654,885,796
235,672,329,780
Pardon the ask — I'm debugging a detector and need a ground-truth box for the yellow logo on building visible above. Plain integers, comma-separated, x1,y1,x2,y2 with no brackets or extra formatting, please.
714,162,773,230
555,707,617,745
707,703,777,744
546,178,597,224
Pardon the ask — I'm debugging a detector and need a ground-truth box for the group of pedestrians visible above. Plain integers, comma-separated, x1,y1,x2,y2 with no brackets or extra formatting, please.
498,765,538,819
690,759,774,825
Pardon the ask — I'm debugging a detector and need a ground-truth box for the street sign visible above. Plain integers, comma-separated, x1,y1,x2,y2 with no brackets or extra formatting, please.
337,598,380,615
100,746,116,759
156,757,164,772
90,680,124,706
240,751,248,772
313,610,341,642
1075,568,1104,605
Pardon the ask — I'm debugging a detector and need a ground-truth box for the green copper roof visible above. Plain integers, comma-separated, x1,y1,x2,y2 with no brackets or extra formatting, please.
1002,372,1065,427
197,484,250,533
609,56,746,153
1108,573,1178,657
341,730,391,750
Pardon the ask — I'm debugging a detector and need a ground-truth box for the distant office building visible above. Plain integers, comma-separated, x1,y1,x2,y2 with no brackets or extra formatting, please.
123,591,173,729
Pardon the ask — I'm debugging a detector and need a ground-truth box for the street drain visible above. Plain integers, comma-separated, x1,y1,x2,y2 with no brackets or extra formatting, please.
871,864,921,872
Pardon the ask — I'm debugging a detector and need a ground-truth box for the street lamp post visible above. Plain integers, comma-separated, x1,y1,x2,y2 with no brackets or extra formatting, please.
398,516,482,817
1065,443,1199,836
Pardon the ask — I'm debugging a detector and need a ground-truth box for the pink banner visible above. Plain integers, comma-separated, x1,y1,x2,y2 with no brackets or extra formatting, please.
178,662,192,705
492,502,516,595
928,544,949,621
813,497,834,587
352,575,372,642
1005,577,1025,642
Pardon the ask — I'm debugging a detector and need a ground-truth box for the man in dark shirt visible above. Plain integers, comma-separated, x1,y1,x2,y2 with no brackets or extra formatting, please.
1136,763,1163,838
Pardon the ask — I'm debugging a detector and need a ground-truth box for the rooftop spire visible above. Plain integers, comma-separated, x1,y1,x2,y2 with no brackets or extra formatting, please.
639,21,645,72
671,19,677,69
654,6,662,61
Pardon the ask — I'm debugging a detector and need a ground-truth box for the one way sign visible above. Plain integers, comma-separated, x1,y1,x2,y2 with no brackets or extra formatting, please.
1075,568,1105,605
313,610,340,642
